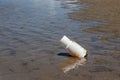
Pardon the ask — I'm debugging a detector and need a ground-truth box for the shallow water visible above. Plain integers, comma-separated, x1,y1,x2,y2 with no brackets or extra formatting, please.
0,0,119,80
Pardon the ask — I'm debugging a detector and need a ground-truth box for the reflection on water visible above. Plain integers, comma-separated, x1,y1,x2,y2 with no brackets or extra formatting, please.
61,57,87,73
31,0,57,17
49,0,57,16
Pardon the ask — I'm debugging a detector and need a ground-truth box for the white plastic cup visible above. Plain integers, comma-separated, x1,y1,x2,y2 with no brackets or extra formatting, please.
60,35,87,58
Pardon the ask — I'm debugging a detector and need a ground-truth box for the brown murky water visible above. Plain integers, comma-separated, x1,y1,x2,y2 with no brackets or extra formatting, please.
0,0,119,80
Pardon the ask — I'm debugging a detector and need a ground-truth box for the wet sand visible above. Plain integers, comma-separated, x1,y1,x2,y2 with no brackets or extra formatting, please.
0,0,120,80
69,0,120,40
68,0,120,80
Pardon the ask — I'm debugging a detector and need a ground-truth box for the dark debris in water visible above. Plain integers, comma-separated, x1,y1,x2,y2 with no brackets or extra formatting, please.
22,62,28,66
9,68,14,72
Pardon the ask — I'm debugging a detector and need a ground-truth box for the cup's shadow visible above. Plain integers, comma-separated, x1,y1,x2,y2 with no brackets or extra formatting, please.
57,53,71,57
58,52,87,73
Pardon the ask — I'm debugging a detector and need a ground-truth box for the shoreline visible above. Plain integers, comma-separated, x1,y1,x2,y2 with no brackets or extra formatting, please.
69,0,120,40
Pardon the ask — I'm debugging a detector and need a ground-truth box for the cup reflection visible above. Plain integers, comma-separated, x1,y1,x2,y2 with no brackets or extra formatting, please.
61,57,87,73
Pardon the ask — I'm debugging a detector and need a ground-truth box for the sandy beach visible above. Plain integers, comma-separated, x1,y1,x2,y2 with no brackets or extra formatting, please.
0,0,120,80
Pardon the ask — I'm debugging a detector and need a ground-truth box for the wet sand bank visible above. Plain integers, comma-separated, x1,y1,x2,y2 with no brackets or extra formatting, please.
69,0,120,40
68,0,120,80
